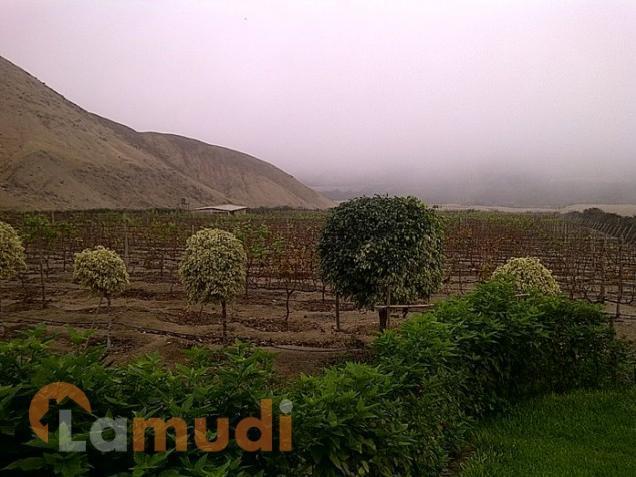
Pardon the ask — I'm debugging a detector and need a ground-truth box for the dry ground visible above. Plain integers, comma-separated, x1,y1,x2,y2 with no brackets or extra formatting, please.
0,270,386,377
1,269,634,378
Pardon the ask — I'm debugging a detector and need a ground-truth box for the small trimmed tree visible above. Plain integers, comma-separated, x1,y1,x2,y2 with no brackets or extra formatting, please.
179,228,246,341
491,257,561,296
319,196,444,330
73,246,129,348
0,221,26,317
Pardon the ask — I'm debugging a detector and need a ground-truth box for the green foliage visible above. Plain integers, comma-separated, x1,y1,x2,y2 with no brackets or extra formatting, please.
319,196,444,309
179,228,247,306
73,246,130,298
21,214,57,248
0,221,26,280
377,281,633,416
0,330,275,476
460,387,636,477
0,284,631,476
491,257,561,295
233,222,271,265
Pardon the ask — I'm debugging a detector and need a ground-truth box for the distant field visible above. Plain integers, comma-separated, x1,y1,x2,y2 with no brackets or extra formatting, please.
439,203,636,216
460,387,636,477
1,209,635,376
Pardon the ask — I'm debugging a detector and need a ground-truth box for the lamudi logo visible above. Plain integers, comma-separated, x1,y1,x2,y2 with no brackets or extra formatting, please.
29,382,292,453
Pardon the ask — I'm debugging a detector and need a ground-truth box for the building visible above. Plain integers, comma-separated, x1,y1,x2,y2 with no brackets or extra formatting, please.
194,204,248,215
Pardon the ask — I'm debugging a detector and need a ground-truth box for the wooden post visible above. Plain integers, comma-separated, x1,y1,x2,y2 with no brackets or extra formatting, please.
615,242,623,328
378,307,388,332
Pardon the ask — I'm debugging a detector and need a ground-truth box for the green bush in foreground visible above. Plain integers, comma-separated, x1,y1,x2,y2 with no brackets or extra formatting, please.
0,282,632,476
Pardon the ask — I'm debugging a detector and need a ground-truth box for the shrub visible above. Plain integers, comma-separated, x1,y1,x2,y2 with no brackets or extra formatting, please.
73,246,129,347
0,329,274,476
0,221,26,281
381,280,632,415
179,228,246,340
0,283,631,476
73,246,129,303
491,257,560,295
319,196,444,329
0,221,26,316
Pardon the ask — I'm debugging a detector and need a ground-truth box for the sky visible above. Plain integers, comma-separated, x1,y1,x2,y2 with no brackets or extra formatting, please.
1,0,635,191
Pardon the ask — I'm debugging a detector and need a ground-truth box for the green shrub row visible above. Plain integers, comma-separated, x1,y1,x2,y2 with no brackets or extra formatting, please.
0,281,633,476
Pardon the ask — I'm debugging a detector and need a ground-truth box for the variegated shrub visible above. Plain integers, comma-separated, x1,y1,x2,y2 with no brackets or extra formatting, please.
492,256,561,295
0,221,26,281
179,228,246,339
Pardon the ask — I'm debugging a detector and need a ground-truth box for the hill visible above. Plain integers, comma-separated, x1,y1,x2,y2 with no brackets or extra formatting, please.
0,56,333,211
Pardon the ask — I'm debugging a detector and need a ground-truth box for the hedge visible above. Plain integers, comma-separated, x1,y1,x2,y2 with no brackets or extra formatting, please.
0,281,633,476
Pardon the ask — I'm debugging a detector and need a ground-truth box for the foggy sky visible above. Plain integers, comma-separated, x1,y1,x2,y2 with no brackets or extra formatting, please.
1,0,635,189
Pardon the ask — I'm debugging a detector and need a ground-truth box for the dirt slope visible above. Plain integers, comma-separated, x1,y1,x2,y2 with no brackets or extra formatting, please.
0,56,334,210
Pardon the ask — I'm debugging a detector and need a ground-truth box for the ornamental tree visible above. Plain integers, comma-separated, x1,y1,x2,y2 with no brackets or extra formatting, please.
0,221,26,316
491,257,561,296
319,196,444,330
179,228,246,341
73,246,130,348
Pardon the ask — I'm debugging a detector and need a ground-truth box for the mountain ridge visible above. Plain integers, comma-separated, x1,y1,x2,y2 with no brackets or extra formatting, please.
0,55,334,211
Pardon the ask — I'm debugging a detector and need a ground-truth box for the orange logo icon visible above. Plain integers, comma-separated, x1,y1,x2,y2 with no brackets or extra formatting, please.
29,382,92,443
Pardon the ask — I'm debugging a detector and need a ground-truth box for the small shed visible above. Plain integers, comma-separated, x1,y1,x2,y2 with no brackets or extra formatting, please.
194,204,248,215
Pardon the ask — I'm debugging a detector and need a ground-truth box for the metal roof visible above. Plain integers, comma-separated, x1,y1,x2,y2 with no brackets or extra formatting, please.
194,204,248,212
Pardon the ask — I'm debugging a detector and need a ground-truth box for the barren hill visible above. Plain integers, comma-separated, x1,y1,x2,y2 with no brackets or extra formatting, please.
0,56,334,211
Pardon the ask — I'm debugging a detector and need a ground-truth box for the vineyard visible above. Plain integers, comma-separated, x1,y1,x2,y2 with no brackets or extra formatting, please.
1,209,635,373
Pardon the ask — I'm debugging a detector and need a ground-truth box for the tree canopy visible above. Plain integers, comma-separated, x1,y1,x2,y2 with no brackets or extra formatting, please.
319,196,444,310
179,228,247,306
73,246,129,298
0,221,26,281
491,257,561,296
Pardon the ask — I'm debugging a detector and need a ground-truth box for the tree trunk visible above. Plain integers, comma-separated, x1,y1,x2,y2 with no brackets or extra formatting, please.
106,296,112,349
378,286,392,331
39,257,46,309
285,289,293,327
335,293,341,331
221,300,227,342
378,307,388,331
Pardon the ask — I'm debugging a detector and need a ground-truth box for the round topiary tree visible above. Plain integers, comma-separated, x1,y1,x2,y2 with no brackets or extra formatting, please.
319,196,444,330
73,246,130,348
179,228,246,341
0,221,26,317
491,257,560,296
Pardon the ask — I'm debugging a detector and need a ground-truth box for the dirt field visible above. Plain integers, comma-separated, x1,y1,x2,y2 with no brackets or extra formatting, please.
2,267,634,378
0,268,388,377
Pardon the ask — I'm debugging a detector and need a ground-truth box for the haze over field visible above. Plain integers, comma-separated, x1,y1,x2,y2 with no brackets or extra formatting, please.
1,0,635,206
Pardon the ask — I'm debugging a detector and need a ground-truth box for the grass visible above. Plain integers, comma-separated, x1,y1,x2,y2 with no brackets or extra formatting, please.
459,387,636,477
